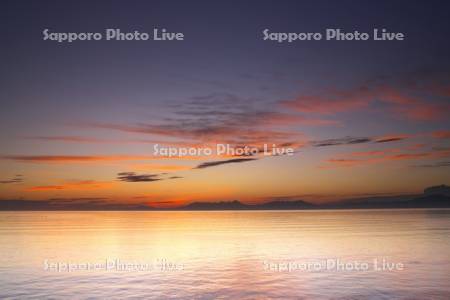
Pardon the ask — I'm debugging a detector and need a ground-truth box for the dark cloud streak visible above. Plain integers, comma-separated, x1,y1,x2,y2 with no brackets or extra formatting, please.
0,175,23,184
195,158,257,169
117,172,162,182
311,137,372,147
413,161,450,168
312,135,408,147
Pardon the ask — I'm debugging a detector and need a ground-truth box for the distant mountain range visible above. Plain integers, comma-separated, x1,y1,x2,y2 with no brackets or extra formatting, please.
175,195,450,210
1,185,449,211
158,185,450,210
178,200,314,210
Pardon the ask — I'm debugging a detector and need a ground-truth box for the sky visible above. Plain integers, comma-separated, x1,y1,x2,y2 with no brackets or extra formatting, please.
1,0,449,208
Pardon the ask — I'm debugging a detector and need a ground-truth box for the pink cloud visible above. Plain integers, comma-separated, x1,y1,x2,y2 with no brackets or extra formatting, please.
282,86,371,114
321,147,450,168
282,81,450,121
432,130,450,139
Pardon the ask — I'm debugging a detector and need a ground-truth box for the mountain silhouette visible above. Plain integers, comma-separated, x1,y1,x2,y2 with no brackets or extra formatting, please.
1,185,449,210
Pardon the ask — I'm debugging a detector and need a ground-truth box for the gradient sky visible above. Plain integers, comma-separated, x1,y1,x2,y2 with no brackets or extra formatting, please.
1,0,449,208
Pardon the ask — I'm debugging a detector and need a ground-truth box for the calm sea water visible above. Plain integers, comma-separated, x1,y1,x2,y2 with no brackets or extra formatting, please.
0,209,449,299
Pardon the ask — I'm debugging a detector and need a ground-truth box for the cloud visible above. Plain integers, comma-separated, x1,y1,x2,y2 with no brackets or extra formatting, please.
115,172,182,184
15,93,326,167
432,130,450,139
195,158,257,169
311,134,408,147
131,164,191,172
117,172,163,182
282,79,450,121
413,161,450,168
23,136,202,147
350,150,390,157
321,147,450,168
29,185,65,191
24,136,221,147
386,153,431,160
48,197,109,203
28,180,113,191
281,86,371,114
324,158,362,167
91,122,303,149
87,93,316,153
433,146,450,152
24,136,114,143
374,135,409,143
0,174,23,184
2,155,155,163
311,137,372,147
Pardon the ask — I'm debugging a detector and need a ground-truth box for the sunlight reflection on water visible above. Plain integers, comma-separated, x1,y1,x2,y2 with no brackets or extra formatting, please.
0,209,449,299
